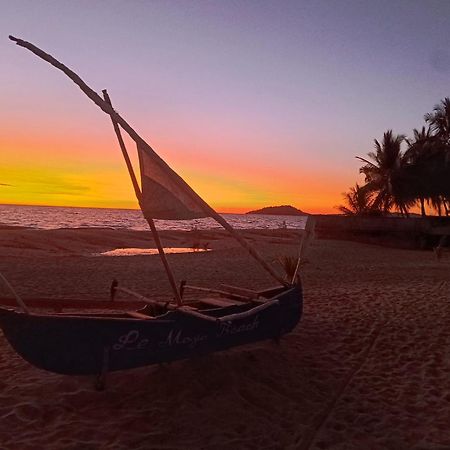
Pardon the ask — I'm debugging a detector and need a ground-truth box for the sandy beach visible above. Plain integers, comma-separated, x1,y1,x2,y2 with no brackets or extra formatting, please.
0,227,449,449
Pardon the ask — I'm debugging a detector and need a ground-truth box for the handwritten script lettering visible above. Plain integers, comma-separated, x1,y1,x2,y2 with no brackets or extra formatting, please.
112,315,261,352
160,329,208,349
112,330,149,351
217,315,259,337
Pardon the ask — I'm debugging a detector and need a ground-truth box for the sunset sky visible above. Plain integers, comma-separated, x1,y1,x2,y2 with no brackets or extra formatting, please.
1,1,450,214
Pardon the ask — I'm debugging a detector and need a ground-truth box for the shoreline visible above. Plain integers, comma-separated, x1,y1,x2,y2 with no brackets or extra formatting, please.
0,227,305,258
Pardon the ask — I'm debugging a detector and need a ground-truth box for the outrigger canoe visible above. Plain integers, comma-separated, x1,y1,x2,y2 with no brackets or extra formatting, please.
0,282,302,377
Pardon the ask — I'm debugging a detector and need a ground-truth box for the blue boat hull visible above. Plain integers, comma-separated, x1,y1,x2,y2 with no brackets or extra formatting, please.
0,284,302,376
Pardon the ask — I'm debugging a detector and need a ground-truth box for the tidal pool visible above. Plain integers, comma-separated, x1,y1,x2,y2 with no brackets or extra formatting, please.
97,247,210,256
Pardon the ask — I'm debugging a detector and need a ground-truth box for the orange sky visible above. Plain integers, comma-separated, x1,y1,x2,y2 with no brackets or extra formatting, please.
0,84,357,215
0,123,351,214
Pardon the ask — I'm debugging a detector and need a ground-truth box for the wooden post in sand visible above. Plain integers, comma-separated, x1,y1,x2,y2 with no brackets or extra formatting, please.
102,90,182,306
291,215,315,283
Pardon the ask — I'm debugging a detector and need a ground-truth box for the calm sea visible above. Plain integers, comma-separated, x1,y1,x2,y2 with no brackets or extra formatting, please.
0,204,307,231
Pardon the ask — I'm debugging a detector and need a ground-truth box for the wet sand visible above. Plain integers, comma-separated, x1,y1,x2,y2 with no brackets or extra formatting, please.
0,227,449,449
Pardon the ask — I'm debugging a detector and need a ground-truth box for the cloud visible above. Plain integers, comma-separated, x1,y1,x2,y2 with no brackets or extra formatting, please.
0,183,13,187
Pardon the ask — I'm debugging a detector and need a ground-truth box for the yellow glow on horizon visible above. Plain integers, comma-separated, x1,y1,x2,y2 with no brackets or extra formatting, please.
1,131,349,215
1,159,347,214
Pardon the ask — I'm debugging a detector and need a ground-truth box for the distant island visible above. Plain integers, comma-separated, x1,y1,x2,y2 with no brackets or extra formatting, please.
246,205,309,216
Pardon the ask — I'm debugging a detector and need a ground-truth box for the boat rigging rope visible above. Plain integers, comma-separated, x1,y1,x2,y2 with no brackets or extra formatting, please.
0,272,30,314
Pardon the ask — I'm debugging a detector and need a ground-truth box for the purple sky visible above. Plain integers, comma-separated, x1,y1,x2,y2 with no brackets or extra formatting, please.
1,1,450,212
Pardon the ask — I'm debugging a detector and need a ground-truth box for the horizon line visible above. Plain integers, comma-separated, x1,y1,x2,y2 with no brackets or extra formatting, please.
0,202,250,215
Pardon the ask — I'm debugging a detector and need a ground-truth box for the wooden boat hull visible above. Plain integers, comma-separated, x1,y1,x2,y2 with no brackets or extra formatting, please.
0,284,302,375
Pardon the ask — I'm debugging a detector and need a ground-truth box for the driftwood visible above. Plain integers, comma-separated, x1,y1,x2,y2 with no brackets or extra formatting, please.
9,35,285,286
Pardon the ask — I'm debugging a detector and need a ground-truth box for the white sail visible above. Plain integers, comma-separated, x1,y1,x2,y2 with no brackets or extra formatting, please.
137,141,208,220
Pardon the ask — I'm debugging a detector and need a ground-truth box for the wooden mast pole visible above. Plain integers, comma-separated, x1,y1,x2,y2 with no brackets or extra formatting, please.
101,89,182,306
9,35,285,286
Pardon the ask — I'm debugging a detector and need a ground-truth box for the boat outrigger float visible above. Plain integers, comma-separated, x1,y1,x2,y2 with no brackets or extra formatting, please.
0,36,313,389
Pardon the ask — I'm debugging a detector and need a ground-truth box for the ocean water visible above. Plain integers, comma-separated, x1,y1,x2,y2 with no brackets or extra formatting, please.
0,204,307,231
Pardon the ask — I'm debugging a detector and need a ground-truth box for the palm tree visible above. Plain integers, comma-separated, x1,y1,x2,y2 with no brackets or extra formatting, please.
402,125,450,217
404,126,435,159
424,98,450,215
404,127,438,216
356,130,411,216
337,183,377,216
424,97,450,142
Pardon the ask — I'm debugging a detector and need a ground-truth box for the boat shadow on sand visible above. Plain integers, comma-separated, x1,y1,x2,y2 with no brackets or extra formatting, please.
3,333,337,442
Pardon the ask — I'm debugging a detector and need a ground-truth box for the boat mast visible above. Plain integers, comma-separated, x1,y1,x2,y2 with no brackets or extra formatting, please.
102,89,182,306
9,35,286,286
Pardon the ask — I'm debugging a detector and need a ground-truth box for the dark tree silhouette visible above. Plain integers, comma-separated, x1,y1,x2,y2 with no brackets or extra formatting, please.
424,97,450,142
356,130,411,216
348,98,450,218
403,127,438,216
337,183,378,216
423,99,450,215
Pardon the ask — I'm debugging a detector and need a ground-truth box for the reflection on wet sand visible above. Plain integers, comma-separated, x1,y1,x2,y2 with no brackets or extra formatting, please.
98,247,211,256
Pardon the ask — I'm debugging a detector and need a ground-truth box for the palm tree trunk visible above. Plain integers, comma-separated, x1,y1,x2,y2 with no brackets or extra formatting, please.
420,198,426,217
443,199,449,216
